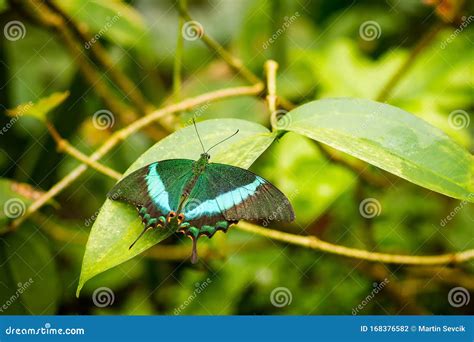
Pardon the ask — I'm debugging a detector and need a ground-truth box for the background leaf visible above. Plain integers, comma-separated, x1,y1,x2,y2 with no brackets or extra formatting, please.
6,91,69,123
77,119,276,295
0,224,60,314
286,98,474,202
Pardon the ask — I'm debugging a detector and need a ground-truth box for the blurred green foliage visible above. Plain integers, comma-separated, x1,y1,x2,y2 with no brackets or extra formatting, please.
0,0,473,316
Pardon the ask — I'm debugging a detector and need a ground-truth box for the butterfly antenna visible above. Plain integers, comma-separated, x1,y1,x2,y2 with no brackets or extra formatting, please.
192,118,206,153
206,129,239,153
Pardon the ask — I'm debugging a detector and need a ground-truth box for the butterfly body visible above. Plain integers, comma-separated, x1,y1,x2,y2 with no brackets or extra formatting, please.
108,146,294,263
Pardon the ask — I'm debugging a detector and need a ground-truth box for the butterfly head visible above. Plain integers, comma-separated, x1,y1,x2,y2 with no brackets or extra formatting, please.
194,153,210,174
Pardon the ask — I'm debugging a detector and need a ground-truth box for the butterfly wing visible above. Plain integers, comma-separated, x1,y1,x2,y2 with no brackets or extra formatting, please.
108,159,194,226
182,163,295,230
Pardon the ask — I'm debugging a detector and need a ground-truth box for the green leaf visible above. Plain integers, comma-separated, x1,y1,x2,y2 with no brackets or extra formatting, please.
259,132,356,224
6,91,69,123
286,98,474,202
77,119,276,295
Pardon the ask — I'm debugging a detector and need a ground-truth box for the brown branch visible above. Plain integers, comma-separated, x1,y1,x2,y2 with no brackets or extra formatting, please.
46,122,122,180
236,222,474,265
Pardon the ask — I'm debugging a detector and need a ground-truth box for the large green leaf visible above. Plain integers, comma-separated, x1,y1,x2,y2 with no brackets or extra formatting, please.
77,119,276,295
286,98,473,202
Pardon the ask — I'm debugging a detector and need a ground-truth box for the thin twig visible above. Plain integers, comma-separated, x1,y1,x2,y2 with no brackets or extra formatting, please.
46,122,122,180
8,84,264,230
236,222,474,265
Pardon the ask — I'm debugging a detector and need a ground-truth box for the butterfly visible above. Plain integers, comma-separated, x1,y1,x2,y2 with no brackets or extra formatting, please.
107,120,295,263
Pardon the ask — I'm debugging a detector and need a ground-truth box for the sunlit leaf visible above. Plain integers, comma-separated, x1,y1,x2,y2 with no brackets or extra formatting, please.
77,119,276,295
6,91,69,123
286,98,474,202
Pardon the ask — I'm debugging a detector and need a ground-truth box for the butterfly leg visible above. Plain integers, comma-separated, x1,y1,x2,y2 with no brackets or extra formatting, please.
129,206,167,250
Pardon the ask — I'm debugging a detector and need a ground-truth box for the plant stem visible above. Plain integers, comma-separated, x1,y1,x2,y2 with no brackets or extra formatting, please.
46,122,122,180
264,60,279,115
236,222,474,265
